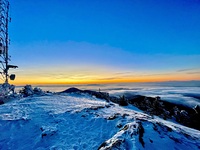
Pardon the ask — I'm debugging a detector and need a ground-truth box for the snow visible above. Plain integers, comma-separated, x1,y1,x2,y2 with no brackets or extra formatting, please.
0,92,200,149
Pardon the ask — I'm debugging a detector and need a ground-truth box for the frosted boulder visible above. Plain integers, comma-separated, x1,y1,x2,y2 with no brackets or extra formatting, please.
20,85,46,97
19,85,34,97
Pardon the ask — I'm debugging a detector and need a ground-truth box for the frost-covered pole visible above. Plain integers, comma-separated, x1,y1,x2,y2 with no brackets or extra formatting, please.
0,0,17,84
5,0,9,83
0,0,9,83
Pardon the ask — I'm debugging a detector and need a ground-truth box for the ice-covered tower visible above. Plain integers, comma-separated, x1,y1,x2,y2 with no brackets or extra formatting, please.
0,0,17,84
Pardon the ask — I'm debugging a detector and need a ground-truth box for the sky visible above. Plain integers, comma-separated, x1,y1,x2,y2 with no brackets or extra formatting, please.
6,0,200,85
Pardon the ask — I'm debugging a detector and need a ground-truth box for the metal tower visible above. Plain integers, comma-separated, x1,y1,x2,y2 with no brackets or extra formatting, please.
0,0,17,83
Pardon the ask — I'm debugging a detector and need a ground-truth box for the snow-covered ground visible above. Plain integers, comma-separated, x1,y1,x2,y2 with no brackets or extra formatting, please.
0,92,200,150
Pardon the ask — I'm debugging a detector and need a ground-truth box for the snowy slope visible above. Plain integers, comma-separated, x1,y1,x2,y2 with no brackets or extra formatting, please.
0,92,199,150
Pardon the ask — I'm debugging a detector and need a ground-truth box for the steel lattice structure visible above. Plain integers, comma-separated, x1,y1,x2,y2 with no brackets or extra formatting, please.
0,0,17,83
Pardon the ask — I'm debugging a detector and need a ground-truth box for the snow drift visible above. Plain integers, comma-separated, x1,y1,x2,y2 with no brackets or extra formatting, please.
0,87,199,149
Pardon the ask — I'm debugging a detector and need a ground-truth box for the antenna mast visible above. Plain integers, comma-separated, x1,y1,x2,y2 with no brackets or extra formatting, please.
0,0,17,83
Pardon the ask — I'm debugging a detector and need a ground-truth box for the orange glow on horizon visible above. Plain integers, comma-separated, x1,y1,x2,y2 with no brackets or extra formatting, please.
7,66,200,86
9,73,200,86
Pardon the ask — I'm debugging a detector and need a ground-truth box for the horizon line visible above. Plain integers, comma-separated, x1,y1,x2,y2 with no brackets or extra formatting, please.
10,80,200,87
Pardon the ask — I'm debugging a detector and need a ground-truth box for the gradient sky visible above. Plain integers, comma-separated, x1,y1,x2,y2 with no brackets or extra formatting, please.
7,0,200,85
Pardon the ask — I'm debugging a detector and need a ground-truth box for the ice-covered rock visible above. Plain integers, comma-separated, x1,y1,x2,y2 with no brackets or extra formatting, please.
98,121,145,150
0,83,16,105
0,83,15,95
40,126,58,138
19,85,34,97
19,85,45,97
33,87,44,95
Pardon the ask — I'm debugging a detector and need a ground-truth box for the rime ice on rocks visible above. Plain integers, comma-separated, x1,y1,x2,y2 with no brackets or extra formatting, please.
19,85,45,97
